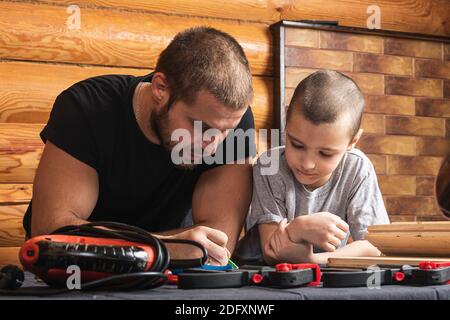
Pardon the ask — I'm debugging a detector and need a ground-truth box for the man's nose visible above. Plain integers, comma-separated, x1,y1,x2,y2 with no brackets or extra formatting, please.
202,136,220,153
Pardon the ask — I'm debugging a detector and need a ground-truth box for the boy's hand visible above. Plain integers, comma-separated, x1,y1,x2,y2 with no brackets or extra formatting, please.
286,212,349,252
164,226,230,266
265,219,313,263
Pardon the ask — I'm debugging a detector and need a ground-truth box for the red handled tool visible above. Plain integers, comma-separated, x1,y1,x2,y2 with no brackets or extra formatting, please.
20,234,158,288
1,221,208,295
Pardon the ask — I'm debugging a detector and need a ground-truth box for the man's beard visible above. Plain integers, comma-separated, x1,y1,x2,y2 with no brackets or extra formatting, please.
150,105,197,170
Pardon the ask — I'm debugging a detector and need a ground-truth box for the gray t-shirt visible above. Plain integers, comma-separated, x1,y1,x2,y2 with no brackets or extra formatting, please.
233,146,390,263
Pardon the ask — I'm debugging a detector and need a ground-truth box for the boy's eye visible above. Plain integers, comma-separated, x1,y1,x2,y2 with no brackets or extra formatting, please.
292,143,303,149
320,152,333,157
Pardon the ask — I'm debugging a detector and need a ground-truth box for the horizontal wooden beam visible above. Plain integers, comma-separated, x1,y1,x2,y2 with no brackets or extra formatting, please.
34,0,282,24
327,256,450,268
0,2,272,76
0,205,27,247
0,123,44,184
281,0,450,37
0,247,21,268
0,61,273,129
369,221,450,233
365,231,450,257
0,184,32,204
34,0,450,37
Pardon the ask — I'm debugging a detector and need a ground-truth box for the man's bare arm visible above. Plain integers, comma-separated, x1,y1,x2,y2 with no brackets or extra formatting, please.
191,161,253,254
31,142,250,265
31,141,99,236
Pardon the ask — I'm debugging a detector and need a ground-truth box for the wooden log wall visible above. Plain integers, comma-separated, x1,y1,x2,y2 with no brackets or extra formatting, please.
0,0,449,251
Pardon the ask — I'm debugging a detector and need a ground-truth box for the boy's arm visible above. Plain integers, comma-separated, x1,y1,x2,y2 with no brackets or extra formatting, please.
285,212,349,252
313,240,382,264
258,220,379,265
259,220,314,265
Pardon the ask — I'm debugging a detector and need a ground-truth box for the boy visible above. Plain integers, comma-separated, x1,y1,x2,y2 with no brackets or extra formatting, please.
234,70,390,265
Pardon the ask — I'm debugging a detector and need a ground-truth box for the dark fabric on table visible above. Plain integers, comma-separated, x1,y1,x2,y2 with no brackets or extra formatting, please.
1,272,449,300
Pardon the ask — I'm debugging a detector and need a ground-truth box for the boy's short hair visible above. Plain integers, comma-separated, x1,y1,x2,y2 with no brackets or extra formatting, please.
155,26,253,110
287,70,365,139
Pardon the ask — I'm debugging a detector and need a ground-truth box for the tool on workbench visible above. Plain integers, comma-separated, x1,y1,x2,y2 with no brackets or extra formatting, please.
0,221,208,295
321,261,450,288
172,263,321,289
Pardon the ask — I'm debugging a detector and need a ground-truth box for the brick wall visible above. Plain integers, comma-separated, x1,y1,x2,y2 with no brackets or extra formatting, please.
282,27,450,222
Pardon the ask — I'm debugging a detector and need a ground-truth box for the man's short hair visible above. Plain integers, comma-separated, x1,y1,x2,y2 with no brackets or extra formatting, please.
155,26,253,110
287,70,365,138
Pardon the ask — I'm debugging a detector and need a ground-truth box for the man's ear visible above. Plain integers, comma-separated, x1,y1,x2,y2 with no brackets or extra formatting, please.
150,72,170,105
347,128,363,150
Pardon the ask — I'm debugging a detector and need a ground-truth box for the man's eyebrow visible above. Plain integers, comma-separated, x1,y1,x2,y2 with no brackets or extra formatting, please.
202,121,212,130
193,118,224,131
287,133,339,152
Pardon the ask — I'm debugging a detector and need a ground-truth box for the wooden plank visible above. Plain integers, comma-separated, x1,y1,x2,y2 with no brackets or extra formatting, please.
0,2,272,76
34,0,281,23
0,61,149,124
0,205,27,247
252,77,274,131
281,0,450,37
364,232,450,257
327,256,450,268
0,247,21,268
0,123,44,184
0,61,273,130
368,221,450,233
0,184,32,203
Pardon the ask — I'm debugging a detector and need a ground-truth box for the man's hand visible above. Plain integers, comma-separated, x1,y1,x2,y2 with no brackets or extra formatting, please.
286,212,349,252
264,219,314,264
163,225,230,266
192,162,253,255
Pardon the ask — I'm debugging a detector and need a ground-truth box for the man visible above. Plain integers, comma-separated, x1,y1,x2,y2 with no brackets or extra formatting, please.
24,27,256,266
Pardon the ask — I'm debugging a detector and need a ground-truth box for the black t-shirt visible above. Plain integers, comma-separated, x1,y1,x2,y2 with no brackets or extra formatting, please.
23,73,255,237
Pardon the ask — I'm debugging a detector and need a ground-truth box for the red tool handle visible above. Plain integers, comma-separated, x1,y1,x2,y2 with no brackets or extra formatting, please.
275,263,321,286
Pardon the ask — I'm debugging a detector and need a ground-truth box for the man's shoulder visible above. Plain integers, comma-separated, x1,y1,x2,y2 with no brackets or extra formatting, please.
64,74,137,105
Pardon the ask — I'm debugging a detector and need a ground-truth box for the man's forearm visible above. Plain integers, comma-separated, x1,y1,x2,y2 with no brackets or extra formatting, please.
150,226,193,238
192,162,253,254
31,212,88,237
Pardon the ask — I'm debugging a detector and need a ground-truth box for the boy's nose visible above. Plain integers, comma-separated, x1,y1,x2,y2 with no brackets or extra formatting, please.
301,158,316,171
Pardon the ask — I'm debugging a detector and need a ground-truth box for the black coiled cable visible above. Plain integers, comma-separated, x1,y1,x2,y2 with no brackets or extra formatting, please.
0,221,208,296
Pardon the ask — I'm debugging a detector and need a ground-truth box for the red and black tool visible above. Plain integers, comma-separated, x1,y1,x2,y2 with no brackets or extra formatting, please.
412,261,450,285
321,267,407,288
321,261,450,288
20,234,159,288
173,263,321,289
1,221,208,295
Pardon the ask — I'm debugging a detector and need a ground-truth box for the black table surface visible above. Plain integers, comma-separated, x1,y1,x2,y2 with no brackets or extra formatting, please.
0,271,449,300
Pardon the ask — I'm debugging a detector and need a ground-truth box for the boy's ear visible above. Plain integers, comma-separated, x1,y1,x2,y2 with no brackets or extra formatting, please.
347,128,363,150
